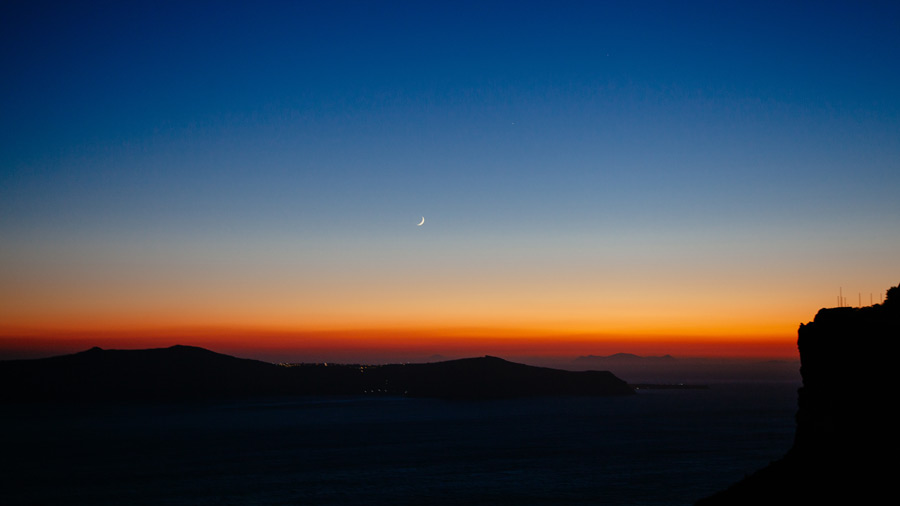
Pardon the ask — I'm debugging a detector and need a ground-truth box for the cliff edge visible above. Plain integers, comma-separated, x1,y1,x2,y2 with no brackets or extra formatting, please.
697,284,898,504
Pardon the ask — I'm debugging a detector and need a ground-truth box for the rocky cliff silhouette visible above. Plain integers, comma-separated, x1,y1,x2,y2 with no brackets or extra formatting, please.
697,283,898,504
0,347,634,402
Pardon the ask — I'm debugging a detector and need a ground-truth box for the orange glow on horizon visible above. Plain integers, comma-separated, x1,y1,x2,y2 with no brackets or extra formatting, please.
0,245,857,364
0,322,798,362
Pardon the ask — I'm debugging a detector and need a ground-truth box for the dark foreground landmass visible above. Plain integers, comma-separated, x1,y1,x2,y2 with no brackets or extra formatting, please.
0,346,634,402
697,283,899,504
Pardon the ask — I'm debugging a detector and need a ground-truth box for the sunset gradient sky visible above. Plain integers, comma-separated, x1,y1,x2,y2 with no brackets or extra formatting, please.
2,1,898,362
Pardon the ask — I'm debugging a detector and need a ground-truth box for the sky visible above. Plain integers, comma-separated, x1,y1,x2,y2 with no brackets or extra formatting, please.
1,1,898,363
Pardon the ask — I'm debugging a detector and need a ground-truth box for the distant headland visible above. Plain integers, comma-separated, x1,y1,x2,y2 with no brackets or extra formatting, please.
0,346,634,402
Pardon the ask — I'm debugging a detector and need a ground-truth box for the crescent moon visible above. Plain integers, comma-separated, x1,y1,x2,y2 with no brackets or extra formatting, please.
417,216,425,226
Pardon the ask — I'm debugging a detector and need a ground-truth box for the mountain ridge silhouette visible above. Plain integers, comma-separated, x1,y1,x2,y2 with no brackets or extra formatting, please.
1,346,634,401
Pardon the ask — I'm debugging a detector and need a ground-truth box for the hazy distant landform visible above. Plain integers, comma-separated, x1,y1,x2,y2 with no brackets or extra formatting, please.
570,353,800,384
0,345,803,404
0,346,634,402
0,345,804,405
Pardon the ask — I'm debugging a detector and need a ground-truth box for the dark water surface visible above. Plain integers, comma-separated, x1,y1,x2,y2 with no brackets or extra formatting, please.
1,383,798,505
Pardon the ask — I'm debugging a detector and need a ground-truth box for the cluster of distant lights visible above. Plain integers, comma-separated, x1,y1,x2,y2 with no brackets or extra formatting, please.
274,362,409,394
278,363,380,368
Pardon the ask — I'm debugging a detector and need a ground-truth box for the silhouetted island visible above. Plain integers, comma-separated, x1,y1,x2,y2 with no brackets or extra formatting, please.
696,283,899,505
0,346,634,402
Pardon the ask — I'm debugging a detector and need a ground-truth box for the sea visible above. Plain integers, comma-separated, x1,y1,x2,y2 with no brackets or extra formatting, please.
0,383,798,506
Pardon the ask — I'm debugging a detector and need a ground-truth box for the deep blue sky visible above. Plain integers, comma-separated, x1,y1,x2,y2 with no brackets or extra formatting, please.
2,1,899,359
